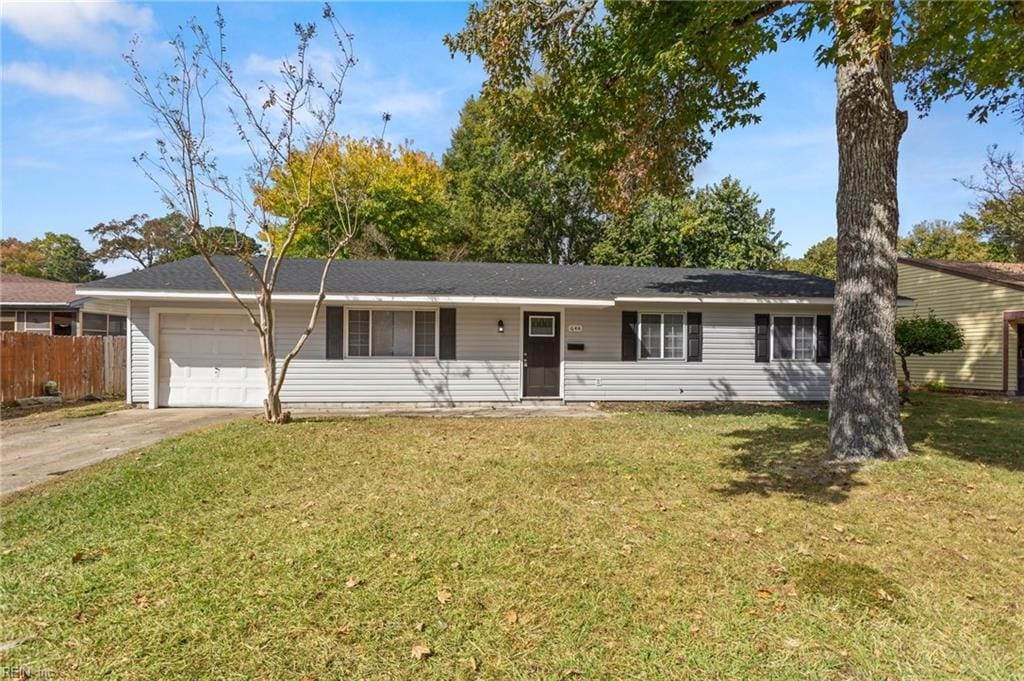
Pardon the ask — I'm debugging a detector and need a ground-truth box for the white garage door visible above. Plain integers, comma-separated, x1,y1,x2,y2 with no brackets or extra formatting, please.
158,313,265,407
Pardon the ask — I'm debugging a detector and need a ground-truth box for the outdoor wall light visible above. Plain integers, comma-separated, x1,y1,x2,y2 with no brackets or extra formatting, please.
498,319,505,334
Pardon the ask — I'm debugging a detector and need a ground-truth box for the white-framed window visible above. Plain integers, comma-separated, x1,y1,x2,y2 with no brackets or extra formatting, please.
638,312,686,359
346,308,437,358
772,315,815,361
528,315,555,337
23,311,50,334
0,311,14,332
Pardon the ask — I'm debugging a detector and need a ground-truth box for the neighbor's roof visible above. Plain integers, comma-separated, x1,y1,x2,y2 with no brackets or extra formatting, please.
77,256,836,303
899,258,1024,292
0,272,82,306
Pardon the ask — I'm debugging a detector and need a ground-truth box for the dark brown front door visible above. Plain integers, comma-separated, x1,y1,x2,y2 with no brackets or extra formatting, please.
1017,325,1023,395
523,312,560,397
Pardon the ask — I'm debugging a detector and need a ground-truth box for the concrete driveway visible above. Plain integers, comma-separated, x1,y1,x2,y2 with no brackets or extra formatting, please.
1,408,255,497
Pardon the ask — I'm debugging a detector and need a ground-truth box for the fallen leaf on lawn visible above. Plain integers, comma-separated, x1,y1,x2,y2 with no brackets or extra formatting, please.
345,576,361,589
689,623,700,633
300,521,310,529
877,588,895,603
256,589,267,598
756,588,773,600
505,610,519,625
783,638,802,649
833,524,846,534
411,644,432,660
335,624,352,635
619,544,633,556
414,622,425,632
467,656,480,672
752,527,764,536
301,501,314,510
437,589,452,604
133,593,149,609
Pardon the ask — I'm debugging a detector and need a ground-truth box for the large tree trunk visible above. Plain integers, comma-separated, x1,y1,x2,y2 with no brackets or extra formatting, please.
828,0,908,460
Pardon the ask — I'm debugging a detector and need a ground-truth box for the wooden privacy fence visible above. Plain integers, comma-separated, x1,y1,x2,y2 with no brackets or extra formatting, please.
0,333,126,402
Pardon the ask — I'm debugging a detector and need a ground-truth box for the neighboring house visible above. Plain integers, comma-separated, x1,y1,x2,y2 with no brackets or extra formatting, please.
0,272,128,336
77,256,843,409
897,258,1024,395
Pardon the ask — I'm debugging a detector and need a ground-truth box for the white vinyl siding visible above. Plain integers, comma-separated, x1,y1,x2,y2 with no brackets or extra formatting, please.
129,302,520,405
126,299,832,406
563,304,831,401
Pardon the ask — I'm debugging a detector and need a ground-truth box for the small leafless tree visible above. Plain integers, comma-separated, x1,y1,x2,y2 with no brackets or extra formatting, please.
126,4,366,423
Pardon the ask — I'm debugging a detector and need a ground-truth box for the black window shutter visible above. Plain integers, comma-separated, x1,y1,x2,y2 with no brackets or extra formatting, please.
687,312,703,362
621,311,638,361
439,308,457,360
815,314,832,363
754,314,770,363
326,306,344,359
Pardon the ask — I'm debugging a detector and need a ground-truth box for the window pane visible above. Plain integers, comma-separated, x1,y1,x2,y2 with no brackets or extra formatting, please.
415,311,436,357
640,313,661,359
24,311,50,333
348,310,370,356
794,316,815,360
529,316,554,337
773,316,793,360
371,311,394,356
392,311,414,357
663,314,686,359
108,316,127,336
83,312,107,335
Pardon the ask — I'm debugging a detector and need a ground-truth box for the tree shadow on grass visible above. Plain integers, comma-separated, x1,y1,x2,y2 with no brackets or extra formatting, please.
902,393,1024,472
711,393,1023,505
714,409,867,505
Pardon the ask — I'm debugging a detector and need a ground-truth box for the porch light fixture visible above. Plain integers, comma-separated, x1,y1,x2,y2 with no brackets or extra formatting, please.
498,319,505,334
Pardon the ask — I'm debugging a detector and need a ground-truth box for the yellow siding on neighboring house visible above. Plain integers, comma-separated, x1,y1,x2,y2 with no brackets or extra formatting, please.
897,263,1024,393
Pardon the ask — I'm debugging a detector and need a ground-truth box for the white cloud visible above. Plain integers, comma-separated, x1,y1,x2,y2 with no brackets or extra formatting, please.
1,1,154,52
2,61,124,105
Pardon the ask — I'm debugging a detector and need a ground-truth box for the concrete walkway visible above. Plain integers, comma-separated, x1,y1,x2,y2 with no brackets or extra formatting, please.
1,408,255,497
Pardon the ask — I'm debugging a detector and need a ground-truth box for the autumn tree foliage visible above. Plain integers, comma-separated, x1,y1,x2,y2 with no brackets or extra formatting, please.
257,136,453,261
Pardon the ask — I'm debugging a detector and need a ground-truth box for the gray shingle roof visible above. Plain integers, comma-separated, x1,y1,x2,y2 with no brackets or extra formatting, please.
78,256,836,300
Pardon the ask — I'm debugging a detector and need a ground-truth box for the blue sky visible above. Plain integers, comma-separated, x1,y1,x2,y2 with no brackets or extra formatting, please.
2,2,1021,275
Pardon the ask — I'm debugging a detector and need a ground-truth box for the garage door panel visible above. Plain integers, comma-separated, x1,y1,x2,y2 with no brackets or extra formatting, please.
158,313,264,407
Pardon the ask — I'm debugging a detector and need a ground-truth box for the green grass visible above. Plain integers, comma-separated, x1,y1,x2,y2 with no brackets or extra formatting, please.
1,393,1021,679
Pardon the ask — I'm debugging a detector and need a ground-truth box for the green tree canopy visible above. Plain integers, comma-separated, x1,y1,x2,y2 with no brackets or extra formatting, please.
170,226,262,261
898,219,994,261
591,179,785,269
1,233,103,282
258,135,453,261
36,233,104,282
894,313,965,399
89,212,189,269
785,237,838,280
443,96,602,264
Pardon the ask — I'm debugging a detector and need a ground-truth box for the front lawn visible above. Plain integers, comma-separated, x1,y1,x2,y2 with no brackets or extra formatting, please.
1,393,1021,679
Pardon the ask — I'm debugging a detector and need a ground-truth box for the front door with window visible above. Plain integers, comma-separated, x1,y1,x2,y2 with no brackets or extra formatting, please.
523,312,560,397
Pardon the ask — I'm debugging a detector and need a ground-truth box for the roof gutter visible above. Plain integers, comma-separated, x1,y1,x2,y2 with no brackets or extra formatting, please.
74,288,616,308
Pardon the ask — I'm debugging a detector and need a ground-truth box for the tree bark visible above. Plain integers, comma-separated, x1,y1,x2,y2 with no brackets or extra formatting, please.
828,0,909,460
